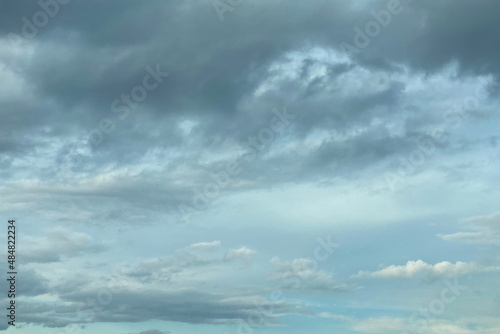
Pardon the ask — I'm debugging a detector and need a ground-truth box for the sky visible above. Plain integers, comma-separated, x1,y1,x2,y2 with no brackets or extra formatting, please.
1,0,500,333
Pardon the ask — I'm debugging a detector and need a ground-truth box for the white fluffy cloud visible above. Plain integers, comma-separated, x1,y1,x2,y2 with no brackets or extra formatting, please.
353,260,500,279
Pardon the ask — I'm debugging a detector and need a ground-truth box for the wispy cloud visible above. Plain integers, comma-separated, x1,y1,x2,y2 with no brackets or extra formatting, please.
439,212,500,246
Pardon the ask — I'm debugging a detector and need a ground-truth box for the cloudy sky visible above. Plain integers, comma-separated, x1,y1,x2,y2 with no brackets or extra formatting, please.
1,0,500,333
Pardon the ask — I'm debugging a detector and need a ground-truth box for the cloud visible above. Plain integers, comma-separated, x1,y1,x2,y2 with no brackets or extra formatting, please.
2,1,500,332
21,227,107,263
224,247,256,262
353,260,500,279
126,242,255,284
14,239,307,329
270,257,349,292
349,316,474,334
127,330,171,334
319,313,500,334
190,240,221,251
18,269,50,296
21,289,305,328
0,0,498,227
439,212,500,246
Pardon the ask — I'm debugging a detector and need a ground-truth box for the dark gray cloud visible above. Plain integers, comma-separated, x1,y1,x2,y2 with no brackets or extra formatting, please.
18,268,50,296
20,288,305,328
0,0,498,226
